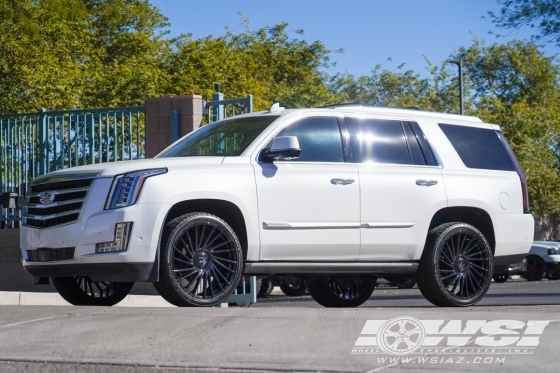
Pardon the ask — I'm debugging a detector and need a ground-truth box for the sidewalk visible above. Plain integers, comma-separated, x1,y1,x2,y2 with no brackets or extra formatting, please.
0,291,174,307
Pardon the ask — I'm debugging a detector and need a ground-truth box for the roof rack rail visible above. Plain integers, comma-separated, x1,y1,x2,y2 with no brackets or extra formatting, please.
319,102,374,109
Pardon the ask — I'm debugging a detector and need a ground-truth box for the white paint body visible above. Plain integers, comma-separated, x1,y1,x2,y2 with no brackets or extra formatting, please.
20,107,534,274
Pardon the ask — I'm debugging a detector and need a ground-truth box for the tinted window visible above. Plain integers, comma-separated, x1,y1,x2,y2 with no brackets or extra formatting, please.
347,118,410,164
275,117,343,162
439,123,515,171
159,116,278,157
408,121,438,166
402,122,426,165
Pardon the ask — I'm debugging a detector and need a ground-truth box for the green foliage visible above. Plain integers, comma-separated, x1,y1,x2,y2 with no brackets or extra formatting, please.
489,0,560,46
163,22,337,111
453,40,560,215
0,0,169,112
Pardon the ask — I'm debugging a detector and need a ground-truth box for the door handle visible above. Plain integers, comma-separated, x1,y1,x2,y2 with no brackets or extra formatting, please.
331,178,355,185
416,180,438,187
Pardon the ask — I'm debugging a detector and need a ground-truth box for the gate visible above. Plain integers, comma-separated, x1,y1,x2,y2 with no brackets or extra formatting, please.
0,106,145,227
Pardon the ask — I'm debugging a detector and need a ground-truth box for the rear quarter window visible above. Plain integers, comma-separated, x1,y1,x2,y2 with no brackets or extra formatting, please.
439,123,516,171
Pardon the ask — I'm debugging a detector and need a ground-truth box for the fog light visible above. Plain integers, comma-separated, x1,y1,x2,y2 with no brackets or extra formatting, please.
95,222,133,253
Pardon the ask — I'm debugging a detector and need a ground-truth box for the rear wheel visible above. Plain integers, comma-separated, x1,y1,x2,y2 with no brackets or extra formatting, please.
492,274,510,283
52,277,133,306
306,276,376,308
153,213,243,307
523,255,546,281
416,222,493,307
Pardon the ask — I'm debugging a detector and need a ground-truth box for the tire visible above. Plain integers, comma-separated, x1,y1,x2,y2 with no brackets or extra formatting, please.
492,274,510,283
257,277,274,299
416,222,493,307
280,280,307,296
306,276,376,308
153,212,243,307
52,277,133,306
546,271,560,280
384,275,417,289
523,255,546,281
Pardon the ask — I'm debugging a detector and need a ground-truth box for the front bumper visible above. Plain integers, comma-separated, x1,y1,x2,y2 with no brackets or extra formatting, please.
21,179,165,282
494,258,527,275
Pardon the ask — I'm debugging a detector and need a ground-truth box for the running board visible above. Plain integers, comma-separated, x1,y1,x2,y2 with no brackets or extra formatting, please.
243,262,418,276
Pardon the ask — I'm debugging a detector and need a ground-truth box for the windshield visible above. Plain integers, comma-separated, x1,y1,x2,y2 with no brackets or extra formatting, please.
158,115,279,157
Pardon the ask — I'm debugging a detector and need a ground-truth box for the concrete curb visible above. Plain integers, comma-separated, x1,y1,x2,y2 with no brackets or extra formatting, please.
0,291,174,307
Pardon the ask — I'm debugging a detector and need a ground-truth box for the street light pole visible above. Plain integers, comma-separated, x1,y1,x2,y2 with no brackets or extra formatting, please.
447,60,463,115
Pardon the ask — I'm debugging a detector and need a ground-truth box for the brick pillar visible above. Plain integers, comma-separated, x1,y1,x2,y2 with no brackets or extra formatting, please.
145,95,202,158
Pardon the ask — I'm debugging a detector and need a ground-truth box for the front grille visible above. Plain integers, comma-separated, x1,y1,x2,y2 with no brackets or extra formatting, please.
23,178,93,229
26,247,75,262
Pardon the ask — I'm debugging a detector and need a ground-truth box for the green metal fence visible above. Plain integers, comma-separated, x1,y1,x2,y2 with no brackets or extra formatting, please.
0,106,145,227
204,94,253,123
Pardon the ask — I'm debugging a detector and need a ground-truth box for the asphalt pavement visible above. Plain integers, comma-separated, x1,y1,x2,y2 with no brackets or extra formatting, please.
0,279,559,373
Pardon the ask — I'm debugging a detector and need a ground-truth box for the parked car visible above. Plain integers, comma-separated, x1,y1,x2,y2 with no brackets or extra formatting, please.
20,104,534,308
522,241,560,281
492,259,527,283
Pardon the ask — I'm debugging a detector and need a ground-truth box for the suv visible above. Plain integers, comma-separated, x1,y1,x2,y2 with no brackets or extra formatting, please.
20,104,534,308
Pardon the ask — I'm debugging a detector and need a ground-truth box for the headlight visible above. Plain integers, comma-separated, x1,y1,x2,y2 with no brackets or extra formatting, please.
548,247,560,255
105,168,167,209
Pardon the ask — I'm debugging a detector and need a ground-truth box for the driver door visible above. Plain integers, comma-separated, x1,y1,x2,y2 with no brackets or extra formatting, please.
252,115,361,261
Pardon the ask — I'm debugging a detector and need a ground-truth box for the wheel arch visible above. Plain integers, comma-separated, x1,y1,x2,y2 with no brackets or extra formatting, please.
163,199,249,259
428,206,495,254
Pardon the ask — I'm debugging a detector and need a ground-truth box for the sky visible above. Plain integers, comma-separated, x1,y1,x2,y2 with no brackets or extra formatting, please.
149,0,558,78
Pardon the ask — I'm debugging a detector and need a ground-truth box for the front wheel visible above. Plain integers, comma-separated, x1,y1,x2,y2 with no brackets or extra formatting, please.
523,255,546,281
306,276,376,308
52,277,133,306
153,212,244,307
416,222,493,307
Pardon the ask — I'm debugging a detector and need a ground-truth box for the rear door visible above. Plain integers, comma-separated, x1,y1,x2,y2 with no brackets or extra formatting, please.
346,115,448,261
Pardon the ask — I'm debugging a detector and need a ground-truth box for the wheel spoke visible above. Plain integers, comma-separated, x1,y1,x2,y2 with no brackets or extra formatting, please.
173,246,192,261
180,236,195,257
207,239,233,252
172,256,195,267
214,259,236,274
198,224,207,251
211,264,231,287
213,257,237,265
201,226,217,249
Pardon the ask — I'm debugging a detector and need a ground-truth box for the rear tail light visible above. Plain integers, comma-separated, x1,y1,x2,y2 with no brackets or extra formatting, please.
497,132,530,214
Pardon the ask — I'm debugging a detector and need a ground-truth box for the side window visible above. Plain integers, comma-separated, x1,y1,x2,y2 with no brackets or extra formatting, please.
439,123,516,171
347,118,410,164
275,117,344,162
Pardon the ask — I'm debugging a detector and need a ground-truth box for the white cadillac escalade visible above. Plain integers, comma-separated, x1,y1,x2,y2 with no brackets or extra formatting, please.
20,104,534,308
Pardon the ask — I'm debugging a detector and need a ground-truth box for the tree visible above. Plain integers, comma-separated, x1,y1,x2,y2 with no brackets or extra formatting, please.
451,40,560,215
163,22,338,111
0,0,170,113
489,0,560,47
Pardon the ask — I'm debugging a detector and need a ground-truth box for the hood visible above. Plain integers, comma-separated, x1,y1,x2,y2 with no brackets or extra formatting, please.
30,157,225,185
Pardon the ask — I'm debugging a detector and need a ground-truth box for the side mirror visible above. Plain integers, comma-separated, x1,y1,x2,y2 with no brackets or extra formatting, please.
264,136,301,161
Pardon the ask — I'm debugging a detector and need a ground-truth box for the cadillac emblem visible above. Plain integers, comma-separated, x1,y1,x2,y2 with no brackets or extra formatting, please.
38,191,57,204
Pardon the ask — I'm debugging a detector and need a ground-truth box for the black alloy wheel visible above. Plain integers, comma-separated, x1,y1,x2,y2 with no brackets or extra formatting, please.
306,275,376,308
492,273,510,283
523,255,546,281
417,222,493,307
153,213,243,307
52,276,133,306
